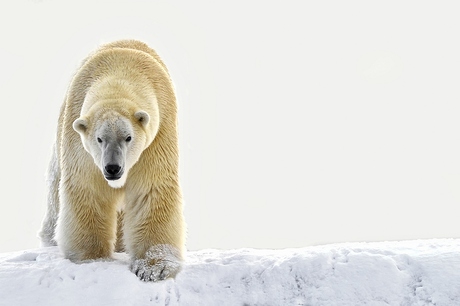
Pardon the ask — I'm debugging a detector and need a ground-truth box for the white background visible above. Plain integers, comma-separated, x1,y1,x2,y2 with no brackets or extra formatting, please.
0,1,459,253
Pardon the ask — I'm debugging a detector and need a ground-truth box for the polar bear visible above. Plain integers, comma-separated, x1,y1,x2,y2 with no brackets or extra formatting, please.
38,39,186,282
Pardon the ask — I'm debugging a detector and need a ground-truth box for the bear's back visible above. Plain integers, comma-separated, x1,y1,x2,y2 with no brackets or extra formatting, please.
96,39,169,76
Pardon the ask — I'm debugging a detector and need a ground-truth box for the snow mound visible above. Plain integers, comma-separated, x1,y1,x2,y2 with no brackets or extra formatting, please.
1,239,459,305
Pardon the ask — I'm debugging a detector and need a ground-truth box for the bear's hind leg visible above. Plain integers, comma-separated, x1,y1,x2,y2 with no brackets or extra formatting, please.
38,144,60,247
114,211,125,252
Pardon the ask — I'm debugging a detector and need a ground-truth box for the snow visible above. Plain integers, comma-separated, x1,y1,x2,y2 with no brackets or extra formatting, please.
1,239,459,306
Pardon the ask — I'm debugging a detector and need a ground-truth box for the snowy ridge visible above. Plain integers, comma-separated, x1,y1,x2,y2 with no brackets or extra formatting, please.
0,239,459,305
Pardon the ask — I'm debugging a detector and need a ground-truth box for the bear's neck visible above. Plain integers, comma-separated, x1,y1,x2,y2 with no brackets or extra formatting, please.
82,76,151,115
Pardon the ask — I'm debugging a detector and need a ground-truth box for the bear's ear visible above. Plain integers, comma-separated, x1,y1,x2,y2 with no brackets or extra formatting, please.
134,110,150,127
73,117,88,134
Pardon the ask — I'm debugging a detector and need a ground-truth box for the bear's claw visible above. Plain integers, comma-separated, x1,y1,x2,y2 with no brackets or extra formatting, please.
129,244,182,282
130,258,181,281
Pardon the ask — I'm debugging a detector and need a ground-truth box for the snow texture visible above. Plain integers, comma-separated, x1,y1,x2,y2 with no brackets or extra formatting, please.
0,239,459,305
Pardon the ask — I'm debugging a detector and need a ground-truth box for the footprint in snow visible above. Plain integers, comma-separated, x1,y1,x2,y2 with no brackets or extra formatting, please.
6,252,39,262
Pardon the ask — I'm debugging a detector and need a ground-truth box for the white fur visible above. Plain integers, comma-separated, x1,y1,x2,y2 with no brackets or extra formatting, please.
107,172,128,188
39,39,185,282
74,112,147,189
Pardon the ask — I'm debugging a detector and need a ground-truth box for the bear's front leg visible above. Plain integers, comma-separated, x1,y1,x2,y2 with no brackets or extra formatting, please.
56,185,119,261
124,185,185,282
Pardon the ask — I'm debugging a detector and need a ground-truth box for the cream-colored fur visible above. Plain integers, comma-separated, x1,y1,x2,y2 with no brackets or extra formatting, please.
38,40,185,282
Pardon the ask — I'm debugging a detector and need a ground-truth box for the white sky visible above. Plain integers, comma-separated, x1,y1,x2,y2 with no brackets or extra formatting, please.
1,0,460,252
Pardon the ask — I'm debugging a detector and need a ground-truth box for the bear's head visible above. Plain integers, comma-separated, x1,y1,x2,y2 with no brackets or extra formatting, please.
72,107,154,188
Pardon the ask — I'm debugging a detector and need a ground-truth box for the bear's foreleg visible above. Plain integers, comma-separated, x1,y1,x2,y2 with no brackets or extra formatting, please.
124,185,185,282
56,185,119,261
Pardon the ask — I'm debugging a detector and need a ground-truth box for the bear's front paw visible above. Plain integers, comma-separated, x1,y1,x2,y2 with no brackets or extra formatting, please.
129,244,182,282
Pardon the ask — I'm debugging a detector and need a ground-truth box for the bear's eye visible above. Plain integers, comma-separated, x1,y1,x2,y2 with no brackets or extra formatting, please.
97,137,102,143
126,136,132,142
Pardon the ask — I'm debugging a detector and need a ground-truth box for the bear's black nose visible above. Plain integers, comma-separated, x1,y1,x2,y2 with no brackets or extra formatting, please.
105,164,121,175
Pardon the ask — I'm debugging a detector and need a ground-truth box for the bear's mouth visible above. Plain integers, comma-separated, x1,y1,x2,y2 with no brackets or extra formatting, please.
104,170,124,181
105,170,127,189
